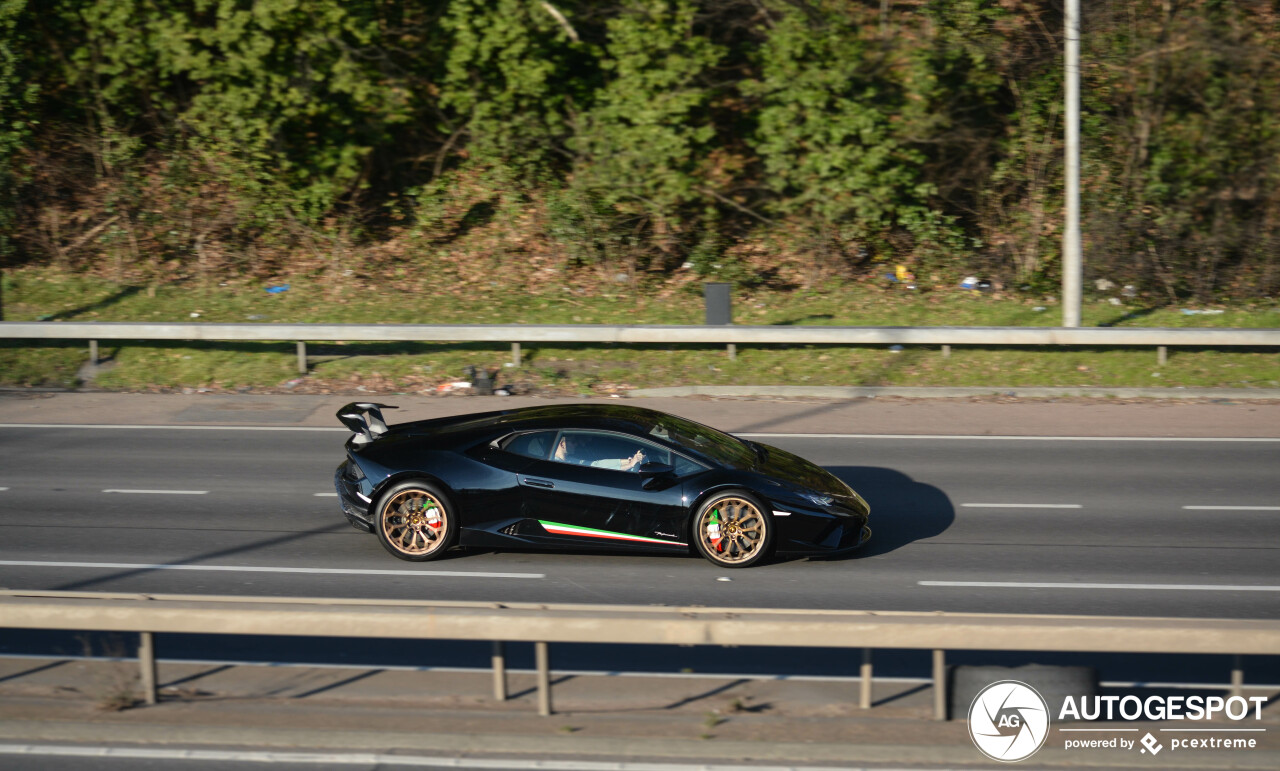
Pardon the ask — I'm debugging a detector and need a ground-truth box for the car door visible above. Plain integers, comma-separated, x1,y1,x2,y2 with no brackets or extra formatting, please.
517,430,689,551
457,429,555,547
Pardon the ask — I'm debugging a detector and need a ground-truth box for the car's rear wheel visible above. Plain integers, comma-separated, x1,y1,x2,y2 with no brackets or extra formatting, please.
692,492,773,568
374,480,456,561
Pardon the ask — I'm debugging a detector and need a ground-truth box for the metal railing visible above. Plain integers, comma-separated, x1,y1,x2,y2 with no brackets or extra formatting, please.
2,590,1275,719
3,321,1279,373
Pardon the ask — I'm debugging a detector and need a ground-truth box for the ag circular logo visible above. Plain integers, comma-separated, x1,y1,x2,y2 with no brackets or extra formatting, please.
967,680,1051,762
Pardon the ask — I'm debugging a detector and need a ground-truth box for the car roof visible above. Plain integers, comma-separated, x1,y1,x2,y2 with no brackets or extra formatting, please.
394,403,668,439
493,404,664,433
385,403,743,468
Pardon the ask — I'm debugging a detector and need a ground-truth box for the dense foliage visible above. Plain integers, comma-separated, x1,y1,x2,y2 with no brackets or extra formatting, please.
3,0,1277,299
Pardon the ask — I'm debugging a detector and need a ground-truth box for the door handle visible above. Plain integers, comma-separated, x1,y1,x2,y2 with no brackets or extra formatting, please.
522,477,555,489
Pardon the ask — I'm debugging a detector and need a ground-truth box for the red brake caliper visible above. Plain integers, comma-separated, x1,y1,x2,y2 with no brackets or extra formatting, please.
423,500,442,529
708,509,724,552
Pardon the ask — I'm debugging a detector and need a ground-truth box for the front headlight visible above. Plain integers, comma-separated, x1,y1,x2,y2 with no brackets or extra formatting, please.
799,492,834,508
840,481,870,511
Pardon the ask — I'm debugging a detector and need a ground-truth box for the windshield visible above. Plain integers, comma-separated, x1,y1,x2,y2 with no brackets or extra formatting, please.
649,414,756,468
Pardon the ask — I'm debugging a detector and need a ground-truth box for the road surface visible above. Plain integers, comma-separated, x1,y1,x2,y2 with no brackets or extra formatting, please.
1,424,1276,619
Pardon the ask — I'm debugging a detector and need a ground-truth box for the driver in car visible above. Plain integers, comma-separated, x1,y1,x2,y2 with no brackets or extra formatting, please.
591,448,646,472
554,434,584,464
554,434,645,471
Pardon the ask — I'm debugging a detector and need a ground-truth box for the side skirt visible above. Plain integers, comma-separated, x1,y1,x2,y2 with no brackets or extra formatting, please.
537,520,686,547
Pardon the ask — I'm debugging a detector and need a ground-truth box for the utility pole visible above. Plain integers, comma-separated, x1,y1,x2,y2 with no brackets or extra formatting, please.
1062,0,1083,327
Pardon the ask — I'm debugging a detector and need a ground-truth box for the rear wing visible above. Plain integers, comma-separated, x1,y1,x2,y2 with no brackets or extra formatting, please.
336,402,398,446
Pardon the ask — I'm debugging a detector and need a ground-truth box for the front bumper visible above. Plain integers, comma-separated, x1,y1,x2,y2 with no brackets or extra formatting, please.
812,518,871,553
334,461,374,532
842,524,873,553
772,502,870,555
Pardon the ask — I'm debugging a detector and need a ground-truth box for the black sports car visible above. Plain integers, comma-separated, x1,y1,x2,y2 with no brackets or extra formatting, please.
334,403,870,568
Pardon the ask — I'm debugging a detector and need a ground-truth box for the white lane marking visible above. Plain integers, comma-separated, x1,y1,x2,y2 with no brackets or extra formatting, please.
0,746,884,771
1183,505,1280,511
4,424,1280,441
920,580,1280,592
313,492,338,497
102,489,207,495
0,560,543,580
738,433,1280,442
0,487,8,491
961,503,1082,509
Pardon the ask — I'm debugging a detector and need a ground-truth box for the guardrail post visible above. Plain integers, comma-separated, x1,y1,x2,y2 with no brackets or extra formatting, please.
727,343,737,361
492,641,507,701
296,341,308,374
139,631,157,705
535,641,552,716
1231,655,1243,699
860,648,873,709
89,340,98,366
933,649,946,721
511,343,522,368
941,344,951,359
1157,346,1168,366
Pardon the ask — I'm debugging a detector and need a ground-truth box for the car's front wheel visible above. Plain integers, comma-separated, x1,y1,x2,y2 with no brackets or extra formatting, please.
374,480,457,561
692,491,773,568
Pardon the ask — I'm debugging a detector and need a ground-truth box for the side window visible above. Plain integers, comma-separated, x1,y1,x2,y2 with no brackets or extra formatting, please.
549,430,611,468
549,431,656,473
548,430,705,475
672,455,704,477
502,431,554,460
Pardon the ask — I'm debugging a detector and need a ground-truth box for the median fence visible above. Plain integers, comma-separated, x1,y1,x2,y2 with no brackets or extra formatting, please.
3,321,1279,374
2,590,1276,719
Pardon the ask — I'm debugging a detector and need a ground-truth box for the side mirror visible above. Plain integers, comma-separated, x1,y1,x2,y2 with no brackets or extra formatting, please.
638,461,674,477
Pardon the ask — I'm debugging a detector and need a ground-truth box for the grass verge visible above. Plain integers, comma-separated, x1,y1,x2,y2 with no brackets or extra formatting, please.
2,267,1277,393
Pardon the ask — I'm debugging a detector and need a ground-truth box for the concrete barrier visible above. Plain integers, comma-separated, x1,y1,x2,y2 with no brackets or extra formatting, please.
2,590,1276,718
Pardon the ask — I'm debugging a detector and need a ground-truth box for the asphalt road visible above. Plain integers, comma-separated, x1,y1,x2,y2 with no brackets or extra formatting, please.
0,745,957,771
1,425,1277,620
0,750,475,771
0,747,727,771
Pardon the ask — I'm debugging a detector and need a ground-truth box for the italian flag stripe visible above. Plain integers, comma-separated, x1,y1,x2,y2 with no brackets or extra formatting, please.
538,520,683,546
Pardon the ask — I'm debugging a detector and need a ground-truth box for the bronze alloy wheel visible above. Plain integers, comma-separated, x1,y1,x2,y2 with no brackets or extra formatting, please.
380,487,450,558
696,495,771,567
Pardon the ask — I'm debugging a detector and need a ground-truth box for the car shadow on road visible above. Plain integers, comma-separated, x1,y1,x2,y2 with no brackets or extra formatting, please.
818,466,954,559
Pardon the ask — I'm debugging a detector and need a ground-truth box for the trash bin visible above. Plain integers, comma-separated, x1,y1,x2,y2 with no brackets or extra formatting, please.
704,282,732,325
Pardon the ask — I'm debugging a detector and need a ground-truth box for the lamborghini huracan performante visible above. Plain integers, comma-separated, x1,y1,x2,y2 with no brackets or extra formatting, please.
333,403,870,568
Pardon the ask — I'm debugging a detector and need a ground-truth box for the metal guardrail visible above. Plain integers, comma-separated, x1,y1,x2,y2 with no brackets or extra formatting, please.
4,320,1278,373
2,590,1276,718
5,320,1280,345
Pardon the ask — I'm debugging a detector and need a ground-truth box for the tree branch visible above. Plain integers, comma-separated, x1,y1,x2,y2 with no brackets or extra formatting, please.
540,2,580,43
698,187,775,225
